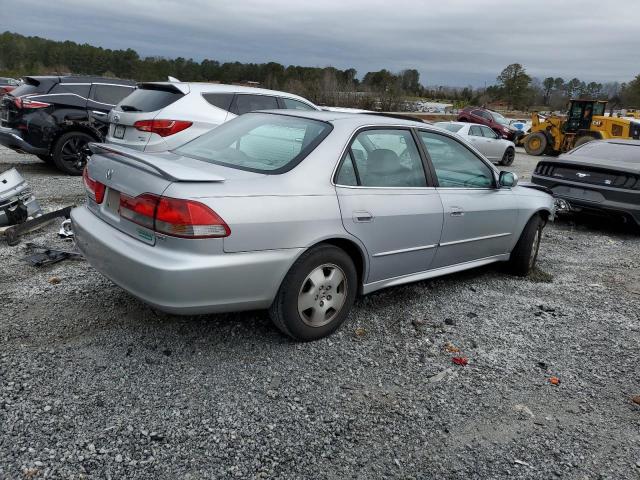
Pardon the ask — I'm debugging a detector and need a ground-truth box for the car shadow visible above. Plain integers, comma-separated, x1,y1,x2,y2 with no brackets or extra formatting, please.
554,213,639,237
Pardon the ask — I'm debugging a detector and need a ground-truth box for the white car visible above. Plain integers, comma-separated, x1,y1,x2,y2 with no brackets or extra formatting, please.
105,83,320,152
434,121,516,166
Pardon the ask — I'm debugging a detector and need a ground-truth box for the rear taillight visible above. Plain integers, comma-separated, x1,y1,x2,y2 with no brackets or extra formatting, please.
133,119,192,137
13,97,50,109
118,193,230,238
82,166,106,204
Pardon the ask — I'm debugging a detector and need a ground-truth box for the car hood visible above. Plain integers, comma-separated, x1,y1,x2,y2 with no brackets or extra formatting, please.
550,154,640,175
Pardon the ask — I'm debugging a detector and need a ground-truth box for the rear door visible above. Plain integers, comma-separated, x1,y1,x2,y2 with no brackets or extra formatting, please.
334,128,443,284
466,125,490,157
88,83,136,133
479,125,503,160
106,84,186,150
417,130,518,268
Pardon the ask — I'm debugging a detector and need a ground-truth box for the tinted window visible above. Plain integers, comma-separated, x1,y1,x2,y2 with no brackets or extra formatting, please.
335,152,358,186
92,85,135,105
203,93,234,112
570,141,640,163
116,87,183,112
175,113,332,174
435,122,463,133
480,126,498,138
282,97,316,111
49,83,90,98
234,95,278,115
419,131,494,188
336,129,427,188
468,126,483,137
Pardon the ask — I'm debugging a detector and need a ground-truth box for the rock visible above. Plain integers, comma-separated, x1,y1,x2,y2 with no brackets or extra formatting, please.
429,368,455,383
412,318,426,328
48,277,61,285
444,318,456,326
631,395,640,406
466,312,478,318
513,404,535,418
115,454,123,463
43,405,52,412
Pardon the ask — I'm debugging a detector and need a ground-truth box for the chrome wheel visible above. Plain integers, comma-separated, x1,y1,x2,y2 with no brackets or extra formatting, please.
297,263,348,327
529,227,541,269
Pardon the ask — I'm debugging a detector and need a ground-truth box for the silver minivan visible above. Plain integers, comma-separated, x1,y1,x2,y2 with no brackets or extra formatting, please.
105,82,319,152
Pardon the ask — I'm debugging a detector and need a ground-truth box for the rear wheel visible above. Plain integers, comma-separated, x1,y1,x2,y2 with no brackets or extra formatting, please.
269,244,357,341
524,132,548,156
499,147,515,166
508,214,543,276
574,135,595,148
52,131,95,175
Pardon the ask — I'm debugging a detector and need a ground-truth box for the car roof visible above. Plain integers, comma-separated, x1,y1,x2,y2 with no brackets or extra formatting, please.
142,82,317,105
435,121,468,127
25,75,136,85
260,110,428,128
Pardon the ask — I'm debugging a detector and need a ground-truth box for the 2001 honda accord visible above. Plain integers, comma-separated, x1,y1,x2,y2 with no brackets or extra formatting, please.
72,111,555,341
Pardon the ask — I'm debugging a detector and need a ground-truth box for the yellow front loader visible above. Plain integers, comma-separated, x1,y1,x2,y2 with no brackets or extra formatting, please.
523,100,640,156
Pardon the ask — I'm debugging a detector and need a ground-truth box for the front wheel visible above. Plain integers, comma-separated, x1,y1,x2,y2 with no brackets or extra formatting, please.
269,244,357,341
508,214,544,276
524,132,548,156
52,132,95,175
499,147,515,166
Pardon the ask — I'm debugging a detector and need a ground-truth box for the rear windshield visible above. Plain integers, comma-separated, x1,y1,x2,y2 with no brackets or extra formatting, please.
435,122,463,133
115,87,183,112
570,141,640,163
175,113,332,174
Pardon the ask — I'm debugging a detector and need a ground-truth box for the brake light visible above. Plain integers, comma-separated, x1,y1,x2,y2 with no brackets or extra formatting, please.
14,97,50,109
133,119,192,137
82,166,106,204
118,193,230,238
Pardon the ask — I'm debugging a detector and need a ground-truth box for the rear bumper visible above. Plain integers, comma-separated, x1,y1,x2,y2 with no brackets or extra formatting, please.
71,206,303,314
0,126,48,155
532,174,640,225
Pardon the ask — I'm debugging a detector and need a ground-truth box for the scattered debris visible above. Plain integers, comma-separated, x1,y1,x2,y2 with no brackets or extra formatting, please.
412,318,426,328
631,395,640,406
0,168,42,227
549,376,561,385
354,327,366,337
21,243,83,267
452,357,468,366
514,459,533,468
58,218,74,239
48,276,62,285
466,312,478,318
513,404,535,418
3,205,74,246
428,368,456,383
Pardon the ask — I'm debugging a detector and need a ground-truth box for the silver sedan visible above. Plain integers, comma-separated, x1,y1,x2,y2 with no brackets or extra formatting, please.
72,111,554,341
434,121,516,166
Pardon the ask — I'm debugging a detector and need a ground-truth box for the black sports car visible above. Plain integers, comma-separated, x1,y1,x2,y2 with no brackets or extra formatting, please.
532,140,640,225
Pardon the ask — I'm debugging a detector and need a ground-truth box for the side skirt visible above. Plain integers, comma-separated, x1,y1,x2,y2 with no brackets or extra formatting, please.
362,253,510,295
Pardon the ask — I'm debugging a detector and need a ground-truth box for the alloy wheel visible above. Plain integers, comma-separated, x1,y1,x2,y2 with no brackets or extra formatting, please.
60,136,90,172
297,263,348,327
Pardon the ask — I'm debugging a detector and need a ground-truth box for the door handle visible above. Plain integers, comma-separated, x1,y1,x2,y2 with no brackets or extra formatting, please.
91,110,107,116
450,207,465,217
353,211,374,222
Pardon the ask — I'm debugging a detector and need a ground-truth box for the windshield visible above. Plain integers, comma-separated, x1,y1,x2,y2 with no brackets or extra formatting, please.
435,122,463,133
570,141,640,163
175,113,333,174
491,111,509,126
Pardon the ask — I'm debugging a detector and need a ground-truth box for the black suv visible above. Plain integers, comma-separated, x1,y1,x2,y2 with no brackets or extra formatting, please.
0,76,136,175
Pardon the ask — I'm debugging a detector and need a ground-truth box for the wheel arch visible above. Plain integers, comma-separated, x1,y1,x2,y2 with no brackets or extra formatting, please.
50,125,102,153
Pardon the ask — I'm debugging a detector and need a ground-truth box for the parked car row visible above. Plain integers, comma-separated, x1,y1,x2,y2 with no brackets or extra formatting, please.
457,105,523,141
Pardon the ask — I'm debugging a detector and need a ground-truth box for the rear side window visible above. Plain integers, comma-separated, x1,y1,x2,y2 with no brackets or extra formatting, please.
435,122,463,133
234,95,279,115
115,87,183,112
9,82,47,97
49,83,90,98
281,97,316,111
92,85,135,105
203,93,234,112
175,113,332,174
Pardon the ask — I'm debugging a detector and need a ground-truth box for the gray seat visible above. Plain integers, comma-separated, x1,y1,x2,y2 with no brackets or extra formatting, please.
365,149,411,187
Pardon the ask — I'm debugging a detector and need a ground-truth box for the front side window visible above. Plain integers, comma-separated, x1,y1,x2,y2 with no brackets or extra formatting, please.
335,129,427,187
468,126,483,137
480,126,498,139
175,113,332,173
234,95,279,115
281,97,316,111
50,83,90,98
418,131,494,188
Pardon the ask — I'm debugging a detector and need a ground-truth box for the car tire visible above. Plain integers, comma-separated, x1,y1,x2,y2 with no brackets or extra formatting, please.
524,132,548,156
574,135,595,148
499,147,515,166
508,214,544,276
52,131,95,175
269,244,358,341
36,154,53,164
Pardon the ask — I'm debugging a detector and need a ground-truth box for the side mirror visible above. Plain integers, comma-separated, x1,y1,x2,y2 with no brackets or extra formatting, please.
499,171,518,188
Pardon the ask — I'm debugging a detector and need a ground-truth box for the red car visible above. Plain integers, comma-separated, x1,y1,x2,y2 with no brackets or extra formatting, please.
457,106,521,141
0,77,20,96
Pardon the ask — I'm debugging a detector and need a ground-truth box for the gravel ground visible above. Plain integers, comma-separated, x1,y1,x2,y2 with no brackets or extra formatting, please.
1,146,639,479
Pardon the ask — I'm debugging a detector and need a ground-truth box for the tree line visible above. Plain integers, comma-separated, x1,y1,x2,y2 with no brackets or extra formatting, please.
2,31,639,112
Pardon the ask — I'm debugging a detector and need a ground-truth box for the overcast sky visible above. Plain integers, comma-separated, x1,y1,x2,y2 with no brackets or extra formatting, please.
2,0,639,86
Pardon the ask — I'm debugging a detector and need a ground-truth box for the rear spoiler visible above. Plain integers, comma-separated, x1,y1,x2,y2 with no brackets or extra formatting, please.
89,143,225,182
137,82,190,95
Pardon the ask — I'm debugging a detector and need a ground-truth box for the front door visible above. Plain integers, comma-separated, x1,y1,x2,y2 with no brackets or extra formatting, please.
334,128,444,283
416,130,518,268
